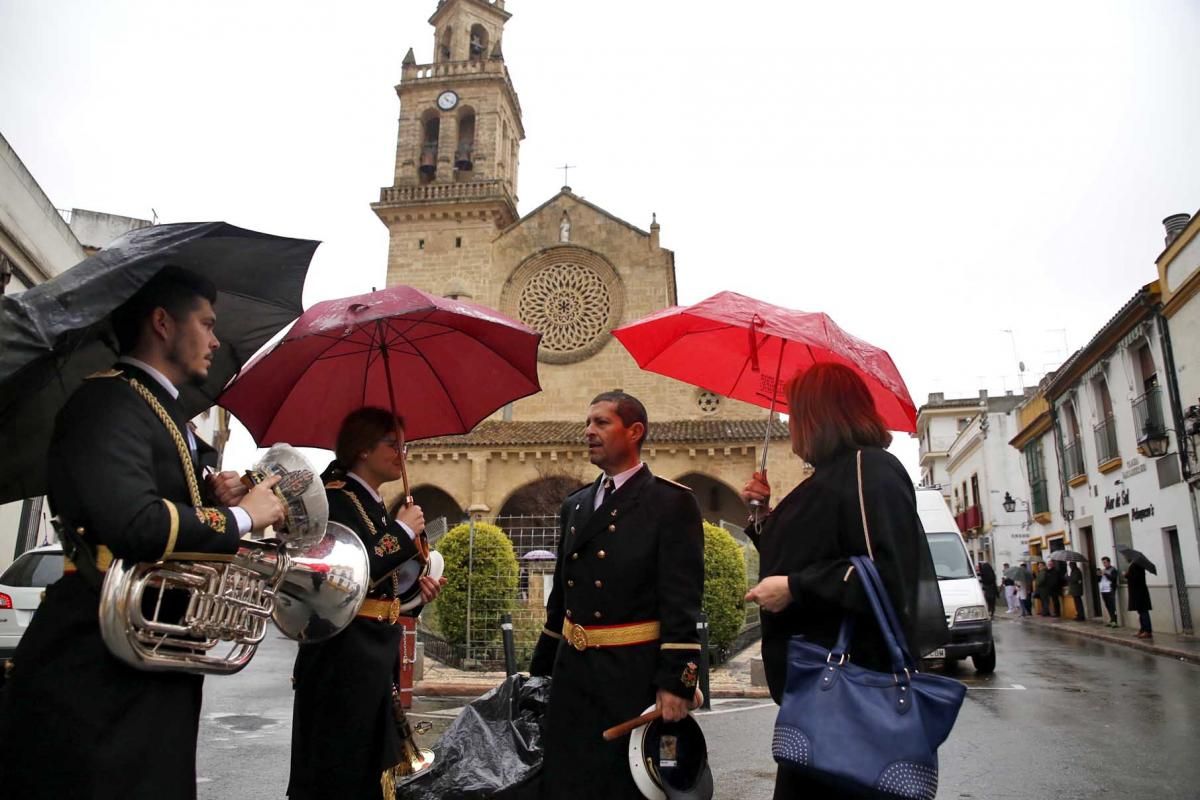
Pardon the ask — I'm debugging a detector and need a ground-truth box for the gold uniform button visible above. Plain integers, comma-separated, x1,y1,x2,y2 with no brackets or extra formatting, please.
594,580,603,589
570,526,576,533
571,552,579,560
608,524,616,532
597,550,606,559
594,611,602,619
567,579,575,587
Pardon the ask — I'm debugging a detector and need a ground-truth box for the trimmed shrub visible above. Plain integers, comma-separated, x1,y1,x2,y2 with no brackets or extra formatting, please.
702,521,746,652
435,521,519,650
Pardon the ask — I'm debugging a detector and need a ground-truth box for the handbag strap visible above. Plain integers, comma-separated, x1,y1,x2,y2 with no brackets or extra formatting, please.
850,555,917,673
856,450,874,560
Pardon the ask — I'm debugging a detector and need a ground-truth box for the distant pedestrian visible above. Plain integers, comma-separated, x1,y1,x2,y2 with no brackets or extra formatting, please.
1067,562,1085,621
1018,562,1033,616
1098,557,1119,627
978,561,998,618
1001,562,1019,613
1039,562,1063,617
1126,561,1153,639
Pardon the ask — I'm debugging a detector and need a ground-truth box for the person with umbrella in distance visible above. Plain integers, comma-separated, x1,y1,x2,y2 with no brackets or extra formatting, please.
0,267,288,800
1067,561,1086,621
977,560,998,618
529,391,706,800
1120,547,1156,639
288,407,446,799
1018,561,1034,617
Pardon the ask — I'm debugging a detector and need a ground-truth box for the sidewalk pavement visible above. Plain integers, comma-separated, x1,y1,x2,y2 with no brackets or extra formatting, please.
992,608,1200,665
415,640,770,698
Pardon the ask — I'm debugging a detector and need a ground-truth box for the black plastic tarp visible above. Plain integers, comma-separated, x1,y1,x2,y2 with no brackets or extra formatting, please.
396,675,550,800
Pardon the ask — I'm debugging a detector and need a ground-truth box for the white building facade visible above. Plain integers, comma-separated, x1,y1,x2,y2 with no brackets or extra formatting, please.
1042,283,1198,635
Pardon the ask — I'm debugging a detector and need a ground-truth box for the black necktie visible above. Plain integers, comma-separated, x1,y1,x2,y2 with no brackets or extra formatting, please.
603,477,615,499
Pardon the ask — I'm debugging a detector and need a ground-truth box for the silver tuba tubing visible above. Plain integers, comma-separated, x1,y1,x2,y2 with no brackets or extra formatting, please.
99,524,369,675
97,444,369,675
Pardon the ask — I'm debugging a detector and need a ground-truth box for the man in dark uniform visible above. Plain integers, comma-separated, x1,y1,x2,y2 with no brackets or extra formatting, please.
530,391,705,799
0,267,286,800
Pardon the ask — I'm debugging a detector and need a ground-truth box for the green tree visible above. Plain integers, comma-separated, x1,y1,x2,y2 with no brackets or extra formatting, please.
702,521,747,651
435,521,519,650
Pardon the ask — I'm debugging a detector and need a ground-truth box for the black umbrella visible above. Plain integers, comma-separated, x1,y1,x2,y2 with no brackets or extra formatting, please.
1048,550,1088,563
0,221,318,503
1116,545,1158,575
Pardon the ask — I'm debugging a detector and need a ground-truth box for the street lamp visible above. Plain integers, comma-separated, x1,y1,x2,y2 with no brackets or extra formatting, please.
1002,492,1016,513
1062,495,1075,522
1137,428,1171,458
1001,491,1032,529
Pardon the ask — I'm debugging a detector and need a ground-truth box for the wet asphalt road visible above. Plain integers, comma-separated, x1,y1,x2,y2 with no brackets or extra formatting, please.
197,620,1200,798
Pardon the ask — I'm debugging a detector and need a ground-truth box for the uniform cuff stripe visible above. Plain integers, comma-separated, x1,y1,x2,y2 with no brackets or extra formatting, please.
661,643,702,651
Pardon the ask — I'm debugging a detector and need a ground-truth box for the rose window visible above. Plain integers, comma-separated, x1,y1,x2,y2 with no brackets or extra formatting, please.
697,390,721,414
518,263,612,355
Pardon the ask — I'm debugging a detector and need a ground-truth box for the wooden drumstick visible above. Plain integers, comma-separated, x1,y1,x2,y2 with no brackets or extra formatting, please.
601,690,704,741
602,709,661,742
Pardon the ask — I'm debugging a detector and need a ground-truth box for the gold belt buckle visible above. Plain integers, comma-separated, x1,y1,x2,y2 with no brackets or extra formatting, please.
388,598,401,625
568,621,589,651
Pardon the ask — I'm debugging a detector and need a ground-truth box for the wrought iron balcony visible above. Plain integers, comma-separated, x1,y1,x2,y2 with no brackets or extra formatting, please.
1030,478,1049,515
1133,386,1166,440
1093,415,1119,465
1062,436,1085,481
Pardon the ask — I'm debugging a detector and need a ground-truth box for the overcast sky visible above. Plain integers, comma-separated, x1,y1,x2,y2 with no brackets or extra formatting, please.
4,1,1200,475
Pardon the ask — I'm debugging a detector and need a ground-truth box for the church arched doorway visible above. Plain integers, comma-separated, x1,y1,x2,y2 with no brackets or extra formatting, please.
497,475,588,519
411,484,465,526
674,472,746,526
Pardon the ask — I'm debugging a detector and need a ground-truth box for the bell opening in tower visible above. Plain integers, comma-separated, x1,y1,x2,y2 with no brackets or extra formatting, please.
420,116,440,182
456,110,475,172
469,24,488,61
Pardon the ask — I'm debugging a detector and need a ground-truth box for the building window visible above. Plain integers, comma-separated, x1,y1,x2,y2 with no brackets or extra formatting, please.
1093,376,1119,464
1060,401,1085,480
455,237,463,248
1024,439,1049,515
418,239,425,250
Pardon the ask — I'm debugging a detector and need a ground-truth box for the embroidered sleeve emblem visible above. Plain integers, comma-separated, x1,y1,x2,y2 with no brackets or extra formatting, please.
375,533,402,558
681,661,699,688
195,507,228,534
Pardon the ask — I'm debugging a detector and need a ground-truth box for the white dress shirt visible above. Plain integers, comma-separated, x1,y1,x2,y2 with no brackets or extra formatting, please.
593,462,645,510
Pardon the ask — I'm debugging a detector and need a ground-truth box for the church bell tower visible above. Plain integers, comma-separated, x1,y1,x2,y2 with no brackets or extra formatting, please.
372,0,523,295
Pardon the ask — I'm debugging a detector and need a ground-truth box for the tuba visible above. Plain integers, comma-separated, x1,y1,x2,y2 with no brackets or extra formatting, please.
97,445,369,675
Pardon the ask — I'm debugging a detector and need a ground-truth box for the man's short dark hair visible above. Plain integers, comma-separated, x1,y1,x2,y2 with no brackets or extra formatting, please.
112,266,217,353
590,390,648,451
1102,556,1111,563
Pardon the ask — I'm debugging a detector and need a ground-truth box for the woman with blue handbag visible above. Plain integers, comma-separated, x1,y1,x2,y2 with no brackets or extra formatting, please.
742,363,957,799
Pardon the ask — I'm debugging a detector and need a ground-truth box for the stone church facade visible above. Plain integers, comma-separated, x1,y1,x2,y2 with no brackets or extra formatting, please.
371,0,806,525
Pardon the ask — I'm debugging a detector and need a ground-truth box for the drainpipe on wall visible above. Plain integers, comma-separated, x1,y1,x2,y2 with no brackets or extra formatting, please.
1157,306,1200,586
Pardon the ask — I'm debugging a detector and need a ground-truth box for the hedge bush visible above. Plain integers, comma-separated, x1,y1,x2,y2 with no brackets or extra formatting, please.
702,521,746,652
435,521,519,649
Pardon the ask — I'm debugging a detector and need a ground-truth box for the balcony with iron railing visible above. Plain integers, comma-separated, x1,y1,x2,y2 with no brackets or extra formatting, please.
1062,436,1086,485
1133,386,1166,441
1093,415,1120,470
954,504,983,534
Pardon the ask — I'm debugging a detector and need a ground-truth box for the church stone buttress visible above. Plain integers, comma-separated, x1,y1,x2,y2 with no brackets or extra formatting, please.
372,0,522,297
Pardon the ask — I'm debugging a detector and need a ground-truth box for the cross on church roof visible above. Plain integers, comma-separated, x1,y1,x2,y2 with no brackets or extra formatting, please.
559,163,576,190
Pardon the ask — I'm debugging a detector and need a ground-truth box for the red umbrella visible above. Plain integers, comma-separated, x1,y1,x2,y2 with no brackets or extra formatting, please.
219,285,542,495
612,290,917,465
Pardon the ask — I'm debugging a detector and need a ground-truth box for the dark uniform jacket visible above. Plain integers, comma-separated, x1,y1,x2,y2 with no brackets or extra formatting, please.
289,466,422,800
529,465,704,800
0,364,243,800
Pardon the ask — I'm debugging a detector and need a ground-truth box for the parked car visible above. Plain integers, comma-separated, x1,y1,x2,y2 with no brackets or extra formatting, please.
915,489,996,674
0,543,64,682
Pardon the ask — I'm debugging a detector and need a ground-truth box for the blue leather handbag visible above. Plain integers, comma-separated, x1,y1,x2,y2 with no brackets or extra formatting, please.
771,555,966,800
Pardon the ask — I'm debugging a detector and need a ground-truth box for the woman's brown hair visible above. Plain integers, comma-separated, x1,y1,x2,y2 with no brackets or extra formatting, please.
334,407,405,471
786,362,892,464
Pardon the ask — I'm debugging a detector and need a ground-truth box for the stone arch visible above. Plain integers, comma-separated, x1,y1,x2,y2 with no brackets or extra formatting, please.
674,472,746,526
497,475,588,519
411,484,466,525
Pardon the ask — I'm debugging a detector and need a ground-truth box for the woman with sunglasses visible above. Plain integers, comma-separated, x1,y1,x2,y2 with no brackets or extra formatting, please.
288,407,445,799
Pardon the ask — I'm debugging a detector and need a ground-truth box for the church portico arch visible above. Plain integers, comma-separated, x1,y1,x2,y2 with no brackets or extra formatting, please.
411,484,467,525
673,472,746,526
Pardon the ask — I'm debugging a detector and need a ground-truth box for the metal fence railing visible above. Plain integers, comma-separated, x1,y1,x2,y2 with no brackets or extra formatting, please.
416,513,761,670
1062,436,1085,480
1093,415,1119,464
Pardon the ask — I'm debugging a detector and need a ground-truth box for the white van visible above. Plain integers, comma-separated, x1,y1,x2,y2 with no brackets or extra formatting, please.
915,488,995,673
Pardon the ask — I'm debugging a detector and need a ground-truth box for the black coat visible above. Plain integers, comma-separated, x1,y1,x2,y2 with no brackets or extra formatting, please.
1068,566,1084,597
1126,563,1152,612
289,471,422,800
752,447,944,705
0,364,243,800
529,466,704,800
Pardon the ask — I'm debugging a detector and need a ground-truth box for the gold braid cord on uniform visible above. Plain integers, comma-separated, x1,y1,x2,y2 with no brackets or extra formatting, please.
341,489,402,557
126,378,228,543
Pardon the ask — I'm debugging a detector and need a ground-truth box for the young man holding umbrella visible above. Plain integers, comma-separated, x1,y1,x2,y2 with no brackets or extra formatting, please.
0,267,286,800
530,391,705,799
